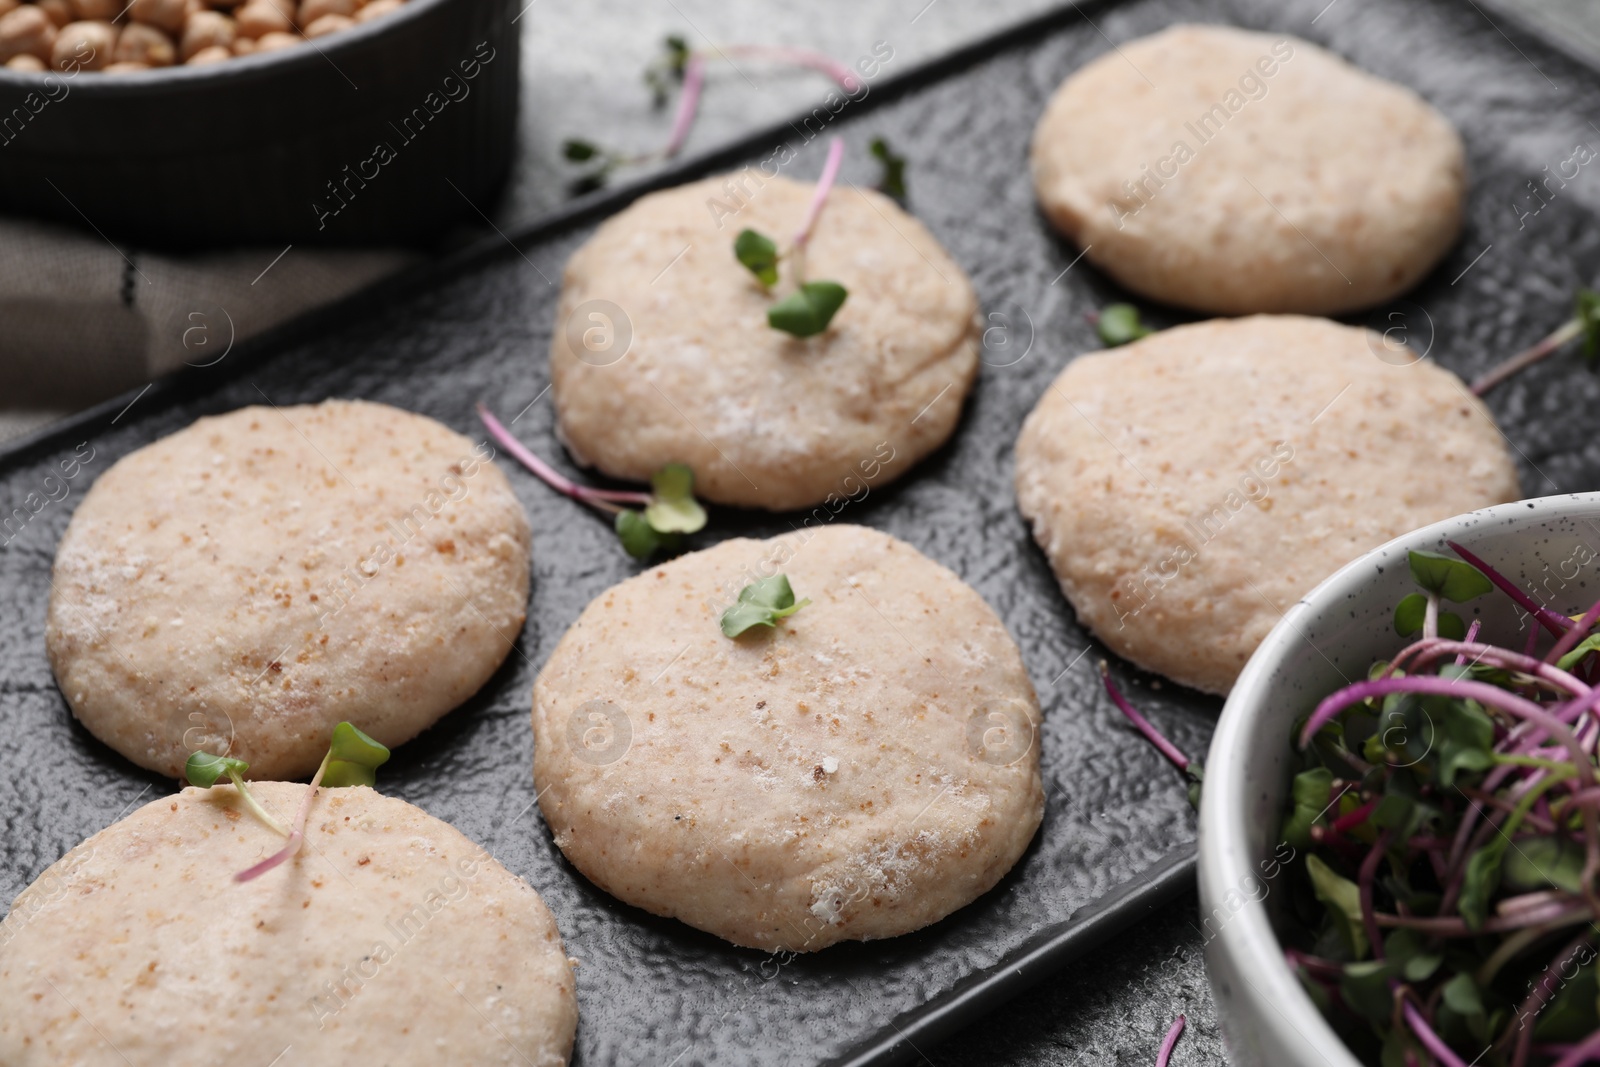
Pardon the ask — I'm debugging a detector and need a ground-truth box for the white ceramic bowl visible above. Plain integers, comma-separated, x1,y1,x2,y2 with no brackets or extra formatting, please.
1198,492,1600,1065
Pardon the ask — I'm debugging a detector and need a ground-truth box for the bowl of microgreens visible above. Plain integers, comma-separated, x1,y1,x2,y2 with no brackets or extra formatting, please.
1197,492,1600,1067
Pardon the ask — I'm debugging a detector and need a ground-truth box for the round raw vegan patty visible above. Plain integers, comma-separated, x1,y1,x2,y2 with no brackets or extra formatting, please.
1030,24,1466,315
46,399,531,779
532,524,1043,952
550,174,980,511
1014,316,1521,696
0,784,577,1067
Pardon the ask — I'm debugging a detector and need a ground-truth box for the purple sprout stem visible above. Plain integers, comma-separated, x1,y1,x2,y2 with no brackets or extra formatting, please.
1470,317,1583,396
1546,594,1600,665
1360,831,1393,960
477,405,652,515
660,53,707,160
1402,998,1470,1067
1458,620,1483,663
1552,1029,1600,1067
1389,640,1590,697
794,137,845,251
719,43,864,92
1377,902,1592,936
1156,1015,1185,1067
1100,661,1190,771
235,750,331,883
1446,541,1573,638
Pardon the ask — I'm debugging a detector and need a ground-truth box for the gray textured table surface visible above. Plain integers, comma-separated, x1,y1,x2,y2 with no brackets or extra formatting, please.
3,1,1593,1064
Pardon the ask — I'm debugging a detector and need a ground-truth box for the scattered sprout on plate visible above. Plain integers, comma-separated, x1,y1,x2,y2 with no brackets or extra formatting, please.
478,404,707,561
1094,303,1155,348
1100,660,1203,809
1472,287,1600,395
870,136,907,202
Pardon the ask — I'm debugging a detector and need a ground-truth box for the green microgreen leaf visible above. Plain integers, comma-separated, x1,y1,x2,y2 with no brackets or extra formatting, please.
185,751,249,789
1557,632,1600,672
720,574,811,638
1503,834,1587,894
322,721,390,788
615,508,682,561
644,34,691,107
1307,853,1368,959
1096,303,1154,348
1184,761,1204,810
1393,593,1427,636
1408,549,1493,602
734,228,780,288
767,281,848,337
643,463,707,535
1578,288,1600,365
1281,767,1334,850
1339,959,1393,1021
869,136,907,201
1458,842,1505,931
1437,700,1495,787
563,139,600,162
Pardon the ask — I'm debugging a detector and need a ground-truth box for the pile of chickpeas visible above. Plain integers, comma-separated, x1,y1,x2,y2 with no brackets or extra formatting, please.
0,0,406,72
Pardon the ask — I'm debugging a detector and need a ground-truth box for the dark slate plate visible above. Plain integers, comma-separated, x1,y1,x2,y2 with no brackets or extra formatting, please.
4,0,1600,1063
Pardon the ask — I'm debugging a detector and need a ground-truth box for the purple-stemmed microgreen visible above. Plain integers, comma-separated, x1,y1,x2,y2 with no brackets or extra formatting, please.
234,722,389,884
720,574,810,638
477,404,706,560
1099,661,1202,808
564,37,861,192
1093,303,1155,348
1283,540,1600,1063
734,138,850,338
184,752,287,837
1471,288,1600,395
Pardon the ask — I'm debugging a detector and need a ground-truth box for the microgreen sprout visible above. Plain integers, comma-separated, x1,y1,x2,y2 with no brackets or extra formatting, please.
1099,661,1203,808
234,722,389,884
1093,303,1155,347
184,752,287,836
720,574,811,638
731,138,851,338
563,37,861,191
643,34,691,108
477,404,707,560
1281,539,1600,1063
1471,287,1600,395
870,136,907,202
1393,548,1493,641
1155,1015,1186,1067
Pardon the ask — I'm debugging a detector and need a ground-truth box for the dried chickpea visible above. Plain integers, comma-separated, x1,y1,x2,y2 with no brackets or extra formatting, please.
296,0,350,26
184,42,229,63
51,19,114,70
4,51,44,70
103,59,149,71
233,0,288,37
114,21,173,65
68,0,121,20
179,9,232,59
0,5,55,61
355,0,399,21
302,11,349,37
252,28,296,50
127,0,186,32
36,0,71,28
0,0,19,20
